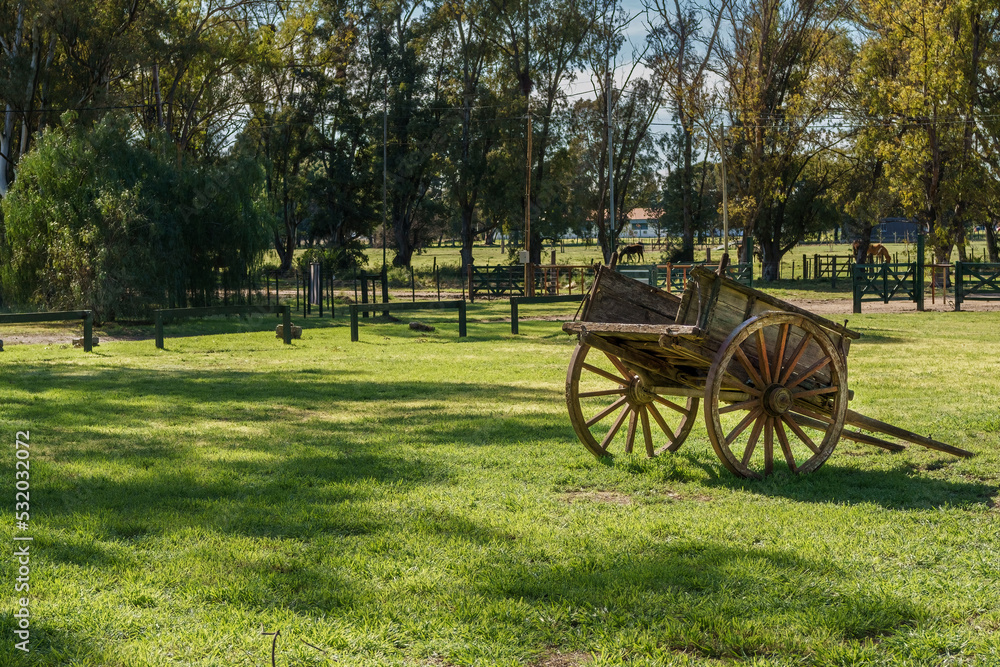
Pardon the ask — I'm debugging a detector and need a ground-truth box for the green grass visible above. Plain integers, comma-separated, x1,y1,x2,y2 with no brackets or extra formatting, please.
1,306,999,666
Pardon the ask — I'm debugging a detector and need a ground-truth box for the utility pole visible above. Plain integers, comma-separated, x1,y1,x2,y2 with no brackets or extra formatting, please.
383,84,388,270
607,70,615,259
720,121,729,262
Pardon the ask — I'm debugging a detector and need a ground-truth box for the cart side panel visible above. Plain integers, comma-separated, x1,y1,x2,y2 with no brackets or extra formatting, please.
582,266,681,324
674,269,839,389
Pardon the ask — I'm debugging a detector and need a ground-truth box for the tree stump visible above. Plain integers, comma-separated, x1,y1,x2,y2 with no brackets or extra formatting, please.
275,324,302,339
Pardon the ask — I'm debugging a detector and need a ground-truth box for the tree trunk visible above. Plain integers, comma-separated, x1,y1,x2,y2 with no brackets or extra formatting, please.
760,238,781,282
987,216,999,263
460,205,475,271
393,212,416,267
274,228,295,273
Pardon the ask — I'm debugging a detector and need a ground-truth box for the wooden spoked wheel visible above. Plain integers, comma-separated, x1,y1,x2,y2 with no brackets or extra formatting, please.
705,313,848,479
566,342,699,458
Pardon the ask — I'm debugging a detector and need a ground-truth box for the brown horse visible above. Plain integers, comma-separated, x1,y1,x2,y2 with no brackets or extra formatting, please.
619,243,645,263
853,240,891,263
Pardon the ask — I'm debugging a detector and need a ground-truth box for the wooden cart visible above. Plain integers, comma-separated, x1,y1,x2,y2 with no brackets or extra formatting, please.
563,265,972,479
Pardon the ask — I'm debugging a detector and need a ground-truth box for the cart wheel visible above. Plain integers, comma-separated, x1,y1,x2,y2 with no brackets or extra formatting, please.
705,313,848,479
566,342,699,458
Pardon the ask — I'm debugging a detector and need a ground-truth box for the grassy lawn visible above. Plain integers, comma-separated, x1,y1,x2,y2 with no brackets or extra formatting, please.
1,306,998,665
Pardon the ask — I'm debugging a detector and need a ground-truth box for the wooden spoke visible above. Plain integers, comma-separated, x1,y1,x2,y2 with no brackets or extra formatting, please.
792,386,840,399
640,406,655,457
599,405,632,451
719,397,760,414
624,409,638,454
774,418,797,472
756,328,771,383
789,403,834,424
772,323,790,382
735,347,765,389
786,356,832,390
582,362,630,386
603,350,633,378
585,396,628,427
763,416,774,476
726,406,763,446
652,394,692,415
578,388,628,398
741,415,766,465
781,413,821,454
778,332,813,385
721,374,763,396
646,404,677,454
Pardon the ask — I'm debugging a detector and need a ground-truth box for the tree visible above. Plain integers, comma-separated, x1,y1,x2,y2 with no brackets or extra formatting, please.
488,0,597,264
0,113,272,319
717,0,852,280
852,0,988,263
439,0,500,271
645,0,724,261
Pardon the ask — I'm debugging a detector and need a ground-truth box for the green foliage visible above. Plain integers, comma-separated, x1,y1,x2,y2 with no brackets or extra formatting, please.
295,243,369,276
0,114,273,320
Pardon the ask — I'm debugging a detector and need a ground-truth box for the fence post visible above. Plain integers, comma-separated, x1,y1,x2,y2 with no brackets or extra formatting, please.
83,311,93,353
916,233,925,312
155,311,164,349
852,265,862,314
511,298,519,335
882,262,889,304
282,305,292,344
361,269,375,317
381,265,389,318
350,305,360,342
831,257,837,289
458,300,467,337
954,262,963,311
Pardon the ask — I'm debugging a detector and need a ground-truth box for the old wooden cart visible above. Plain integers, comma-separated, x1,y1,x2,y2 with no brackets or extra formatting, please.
563,265,972,478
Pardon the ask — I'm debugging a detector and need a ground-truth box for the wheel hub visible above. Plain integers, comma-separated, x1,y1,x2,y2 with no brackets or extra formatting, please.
627,376,655,406
762,384,793,416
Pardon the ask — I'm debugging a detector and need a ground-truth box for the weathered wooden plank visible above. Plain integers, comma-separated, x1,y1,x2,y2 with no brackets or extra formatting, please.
582,266,680,324
844,410,973,458
790,413,906,452
0,310,91,324
563,322,702,337
690,267,861,339
578,332,684,386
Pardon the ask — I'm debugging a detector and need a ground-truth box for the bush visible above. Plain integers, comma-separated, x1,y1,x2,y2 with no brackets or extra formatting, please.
0,114,273,320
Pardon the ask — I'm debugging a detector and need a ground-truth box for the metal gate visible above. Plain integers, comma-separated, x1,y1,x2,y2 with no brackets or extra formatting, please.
852,262,918,313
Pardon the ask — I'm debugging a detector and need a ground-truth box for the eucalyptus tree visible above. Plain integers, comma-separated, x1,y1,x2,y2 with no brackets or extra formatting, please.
645,0,724,261
716,0,853,280
438,0,501,271
851,0,990,263
487,0,598,263
0,0,153,195
576,0,665,263
365,0,451,267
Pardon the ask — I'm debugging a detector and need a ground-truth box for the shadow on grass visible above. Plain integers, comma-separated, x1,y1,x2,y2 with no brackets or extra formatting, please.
0,359,948,663
477,537,923,659
700,461,995,510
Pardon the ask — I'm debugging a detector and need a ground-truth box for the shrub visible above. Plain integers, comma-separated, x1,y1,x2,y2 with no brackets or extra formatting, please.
0,113,273,320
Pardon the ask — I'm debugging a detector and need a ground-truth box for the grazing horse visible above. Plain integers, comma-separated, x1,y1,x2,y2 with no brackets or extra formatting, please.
619,243,645,263
853,240,891,262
